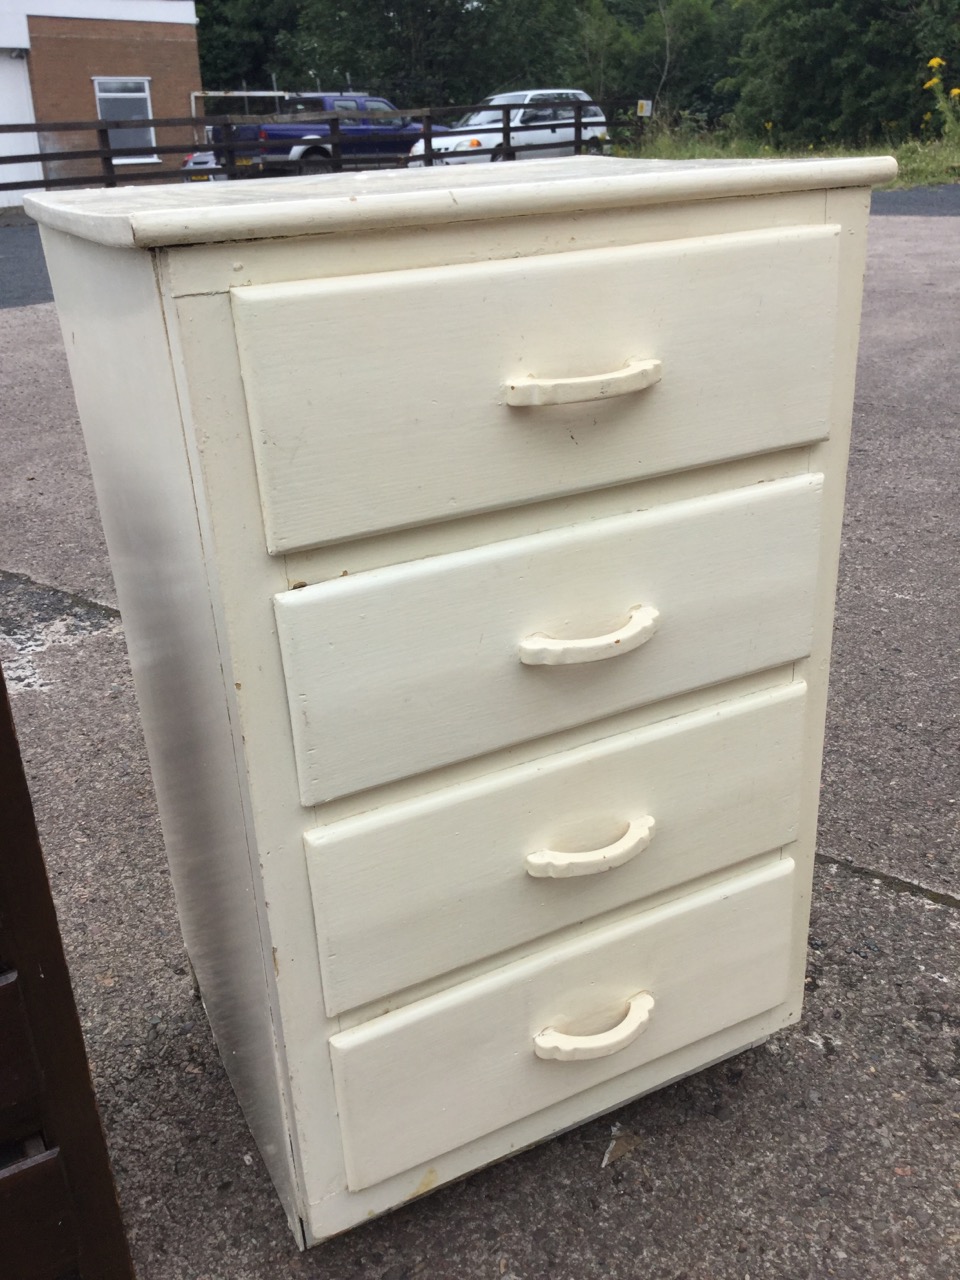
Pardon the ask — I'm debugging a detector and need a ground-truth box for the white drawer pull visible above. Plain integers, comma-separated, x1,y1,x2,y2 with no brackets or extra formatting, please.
524,815,655,879
503,357,662,407
534,992,655,1062
519,604,659,666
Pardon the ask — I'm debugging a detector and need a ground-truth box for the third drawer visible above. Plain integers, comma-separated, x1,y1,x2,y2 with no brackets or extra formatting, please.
306,680,806,1015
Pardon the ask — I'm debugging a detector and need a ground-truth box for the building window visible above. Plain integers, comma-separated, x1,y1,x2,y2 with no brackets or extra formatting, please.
93,78,158,163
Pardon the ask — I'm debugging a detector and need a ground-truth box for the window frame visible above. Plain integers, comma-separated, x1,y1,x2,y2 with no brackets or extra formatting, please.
92,77,159,164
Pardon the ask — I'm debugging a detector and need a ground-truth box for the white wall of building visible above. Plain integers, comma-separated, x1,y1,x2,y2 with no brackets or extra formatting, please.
1,2,197,49
0,54,41,207
0,1,197,206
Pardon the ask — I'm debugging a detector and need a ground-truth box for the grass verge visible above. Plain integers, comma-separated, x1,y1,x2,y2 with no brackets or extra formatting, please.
614,128,960,189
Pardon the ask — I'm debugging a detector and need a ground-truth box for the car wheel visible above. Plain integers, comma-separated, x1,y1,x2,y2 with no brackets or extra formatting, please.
586,137,603,155
299,149,332,176
491,145,506,162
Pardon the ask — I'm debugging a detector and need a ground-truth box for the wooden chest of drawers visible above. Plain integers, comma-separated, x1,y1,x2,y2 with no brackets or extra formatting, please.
27,155,894,1246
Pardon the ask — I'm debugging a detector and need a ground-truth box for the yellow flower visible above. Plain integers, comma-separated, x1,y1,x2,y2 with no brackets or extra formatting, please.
951,87,960,99
764,120,773,130
927,56,946,68
923,77,941,89
923,111,933,121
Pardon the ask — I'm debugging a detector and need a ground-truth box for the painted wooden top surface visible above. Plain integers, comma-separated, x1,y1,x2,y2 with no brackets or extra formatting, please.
24,155,896,249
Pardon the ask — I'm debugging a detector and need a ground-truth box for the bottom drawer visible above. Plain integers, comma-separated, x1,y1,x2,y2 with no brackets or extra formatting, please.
329,857,795,1190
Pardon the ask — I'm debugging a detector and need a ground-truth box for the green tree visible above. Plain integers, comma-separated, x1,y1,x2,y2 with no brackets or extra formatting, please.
473,0,582,96
196,0,750,117
272,0,500,104
606,0,750,120
195,0,301,90
555,0,639,101
635,0,735,115
731,0,960,144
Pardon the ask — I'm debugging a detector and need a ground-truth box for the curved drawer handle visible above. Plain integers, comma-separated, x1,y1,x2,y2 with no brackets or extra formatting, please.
503,357,662,407
524,815,655,879
519,604,659,667
534,992,655,1062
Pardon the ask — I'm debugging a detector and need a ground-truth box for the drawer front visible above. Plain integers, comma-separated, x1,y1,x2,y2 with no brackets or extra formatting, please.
329,857,795,1190
232,225,840,553
275,474,822,804
308,682,806,1015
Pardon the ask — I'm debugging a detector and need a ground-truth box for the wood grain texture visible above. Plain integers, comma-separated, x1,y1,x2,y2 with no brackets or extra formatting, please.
233,225,839,552
0,971,42,1119
0,668,134,1277
25,155,896,249
330,857,795,1190
306,682,806,1014
0,1149,77,1280
38,230,305,1238
276,474,823,803
29,162,881,1243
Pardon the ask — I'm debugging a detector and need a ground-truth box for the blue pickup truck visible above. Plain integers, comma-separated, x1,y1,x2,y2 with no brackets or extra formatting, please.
215,93,433,176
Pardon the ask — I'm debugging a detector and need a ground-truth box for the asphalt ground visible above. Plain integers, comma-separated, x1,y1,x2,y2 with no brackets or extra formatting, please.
0,222,53,308
0,195,958,1279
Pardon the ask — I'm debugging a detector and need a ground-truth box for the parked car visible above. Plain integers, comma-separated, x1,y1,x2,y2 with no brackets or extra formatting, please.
211,93,436,176
180,151,226,181
408,89,607,166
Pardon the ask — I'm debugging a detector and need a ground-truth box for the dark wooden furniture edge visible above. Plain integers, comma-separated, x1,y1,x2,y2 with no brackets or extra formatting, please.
0,661,135,1279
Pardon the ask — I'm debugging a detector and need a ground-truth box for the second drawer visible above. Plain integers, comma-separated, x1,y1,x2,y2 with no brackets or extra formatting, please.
275,473,823,803
307,681,806,1014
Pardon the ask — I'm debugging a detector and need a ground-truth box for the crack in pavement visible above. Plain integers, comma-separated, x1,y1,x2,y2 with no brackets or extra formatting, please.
816,850,960,911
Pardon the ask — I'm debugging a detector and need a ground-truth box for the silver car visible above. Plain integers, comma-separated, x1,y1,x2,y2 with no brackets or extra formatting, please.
180,150,227,181
408,89,607,166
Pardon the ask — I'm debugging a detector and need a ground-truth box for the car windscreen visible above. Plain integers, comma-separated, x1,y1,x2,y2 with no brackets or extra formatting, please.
456,109,506,126
365,99,406,125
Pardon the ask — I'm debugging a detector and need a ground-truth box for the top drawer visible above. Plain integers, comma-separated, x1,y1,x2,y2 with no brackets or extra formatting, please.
231,224,840,553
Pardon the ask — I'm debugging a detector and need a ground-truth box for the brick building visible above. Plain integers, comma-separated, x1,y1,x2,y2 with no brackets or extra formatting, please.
1,1,200,206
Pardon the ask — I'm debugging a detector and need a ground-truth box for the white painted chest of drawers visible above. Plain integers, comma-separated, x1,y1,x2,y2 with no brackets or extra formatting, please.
28,155,894,1245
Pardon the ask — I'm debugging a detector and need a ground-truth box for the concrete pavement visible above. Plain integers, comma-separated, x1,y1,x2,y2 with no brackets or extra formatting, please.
0,206,958,1279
